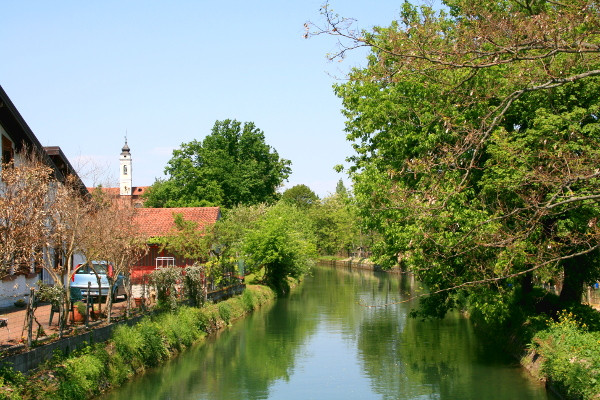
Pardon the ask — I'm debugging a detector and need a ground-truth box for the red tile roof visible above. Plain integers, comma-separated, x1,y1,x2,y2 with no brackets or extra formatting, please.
86,186,149,197
134,207,221,238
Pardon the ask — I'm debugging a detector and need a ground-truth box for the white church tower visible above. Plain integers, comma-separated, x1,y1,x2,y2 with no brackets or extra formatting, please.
120,138,132,196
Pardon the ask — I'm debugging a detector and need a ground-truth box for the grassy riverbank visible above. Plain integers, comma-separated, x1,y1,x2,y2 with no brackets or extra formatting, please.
0,285,276,400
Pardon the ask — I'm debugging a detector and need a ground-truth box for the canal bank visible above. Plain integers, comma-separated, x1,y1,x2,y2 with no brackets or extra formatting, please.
0,284,277,399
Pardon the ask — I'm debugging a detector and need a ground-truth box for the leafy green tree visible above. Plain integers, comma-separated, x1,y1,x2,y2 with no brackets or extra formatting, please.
144,119,292,208
158,213,211,261
309,192,361,256
242,202,317,293
312,0,600,319
281,184,319,209
206,203,268,260
335,179,348,197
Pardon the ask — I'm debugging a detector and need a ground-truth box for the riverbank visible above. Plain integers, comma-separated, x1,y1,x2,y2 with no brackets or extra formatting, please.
320,258,600,399
0,285,276,400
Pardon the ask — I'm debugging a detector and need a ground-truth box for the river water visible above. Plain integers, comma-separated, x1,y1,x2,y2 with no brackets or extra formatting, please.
102,264,553,400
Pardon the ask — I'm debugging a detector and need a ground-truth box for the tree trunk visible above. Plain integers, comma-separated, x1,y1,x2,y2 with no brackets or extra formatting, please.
560,256,585,304
520,270,534,296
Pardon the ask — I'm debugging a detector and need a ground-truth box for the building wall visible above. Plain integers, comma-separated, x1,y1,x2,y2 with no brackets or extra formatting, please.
0,273,42,308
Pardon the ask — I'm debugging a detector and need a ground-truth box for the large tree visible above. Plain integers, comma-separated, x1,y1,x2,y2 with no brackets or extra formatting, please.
281,184,319,209
144,119,291,208
312,0,600,319
242,202,317,294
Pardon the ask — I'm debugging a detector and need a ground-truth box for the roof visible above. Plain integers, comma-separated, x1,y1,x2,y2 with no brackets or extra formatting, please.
0,85,87,194
87,186,149,197
134,207,221,238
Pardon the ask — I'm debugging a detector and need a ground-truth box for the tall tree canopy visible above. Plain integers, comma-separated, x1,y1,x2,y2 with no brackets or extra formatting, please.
312,0,600,319
281,184,320,209
144,119,292,208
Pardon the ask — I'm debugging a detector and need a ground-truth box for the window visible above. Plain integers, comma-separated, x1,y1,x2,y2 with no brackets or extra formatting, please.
123,165,128,175
2,135,13,165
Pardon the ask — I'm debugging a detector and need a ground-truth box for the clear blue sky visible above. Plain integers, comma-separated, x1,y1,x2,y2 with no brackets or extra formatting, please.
1,1,438,198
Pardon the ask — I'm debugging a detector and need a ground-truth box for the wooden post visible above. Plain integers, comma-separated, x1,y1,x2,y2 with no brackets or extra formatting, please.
27,288,34,348
85,282,91,328
141,276,146,312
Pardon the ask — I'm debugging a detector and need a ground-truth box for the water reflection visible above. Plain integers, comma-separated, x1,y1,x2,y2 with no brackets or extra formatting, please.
102,265,552,400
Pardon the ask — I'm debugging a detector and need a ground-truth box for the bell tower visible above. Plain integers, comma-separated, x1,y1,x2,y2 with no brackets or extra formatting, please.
120,137,132,196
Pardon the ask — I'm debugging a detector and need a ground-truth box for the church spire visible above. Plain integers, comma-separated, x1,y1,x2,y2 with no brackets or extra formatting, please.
119,136,132,196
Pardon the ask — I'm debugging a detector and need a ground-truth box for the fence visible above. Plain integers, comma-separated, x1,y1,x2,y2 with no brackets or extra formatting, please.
0,271,245,360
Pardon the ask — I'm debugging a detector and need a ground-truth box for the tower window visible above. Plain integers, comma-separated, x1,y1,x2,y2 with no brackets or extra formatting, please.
123,165,128,175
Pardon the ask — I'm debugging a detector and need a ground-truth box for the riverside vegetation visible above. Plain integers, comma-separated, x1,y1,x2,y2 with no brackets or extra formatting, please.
307,1,600,397
0,285,275,400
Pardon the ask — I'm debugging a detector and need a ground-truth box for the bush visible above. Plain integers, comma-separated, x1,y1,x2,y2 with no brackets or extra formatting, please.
57,351,104,399
218,303,232,325
533,311,600,400
137,320,169,367
241,289,256,311
111,325,144,373
149,267,181,311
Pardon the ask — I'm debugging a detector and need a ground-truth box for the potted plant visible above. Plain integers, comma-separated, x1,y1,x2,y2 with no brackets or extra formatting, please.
71,301,86,323
13,299,26,308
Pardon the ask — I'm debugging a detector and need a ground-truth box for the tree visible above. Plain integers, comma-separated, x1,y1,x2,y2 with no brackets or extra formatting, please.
311,0,600,319
242,202,317,294
335,179,348,197
42,174,93,330
144,119,292,208
309,192,361,256
98,199,148,320
281,184,319,209
0,155,52,277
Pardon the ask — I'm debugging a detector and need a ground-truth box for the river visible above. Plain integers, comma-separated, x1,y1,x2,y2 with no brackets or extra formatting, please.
101,264,553,399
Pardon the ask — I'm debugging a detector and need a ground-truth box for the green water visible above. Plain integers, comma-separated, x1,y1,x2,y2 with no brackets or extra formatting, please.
101,265,552,399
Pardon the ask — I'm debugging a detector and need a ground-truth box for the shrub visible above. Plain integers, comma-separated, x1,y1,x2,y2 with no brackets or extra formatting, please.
218,302,232,325
149,267,181,311
57,352,104,399
184,264,206,307
137,320,169,367
241,289,256,311
111,325,144,372
533,311,600,400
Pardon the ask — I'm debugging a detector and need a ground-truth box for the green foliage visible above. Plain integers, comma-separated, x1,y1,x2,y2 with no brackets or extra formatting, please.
242,202,317,293
143,119,291,208
241,288,256,311
0,366,26,400
159,214,210,262
57,350,104,399
149,266,181,311
281,184,319,209
112,325,144,372
308,192,362,256
533,311,600,400
207,203,267,260
0,285,278,399
184,264,206,307
327,0,600,318
218,302,232,325
137,320,169,367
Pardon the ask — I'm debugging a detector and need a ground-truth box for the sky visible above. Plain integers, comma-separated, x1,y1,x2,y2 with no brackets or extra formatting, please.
1,1,436,198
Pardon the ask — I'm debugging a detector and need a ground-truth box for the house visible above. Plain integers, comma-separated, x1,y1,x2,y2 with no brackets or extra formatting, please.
131,207,221,282
0,85,88,307
89,141,221,282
